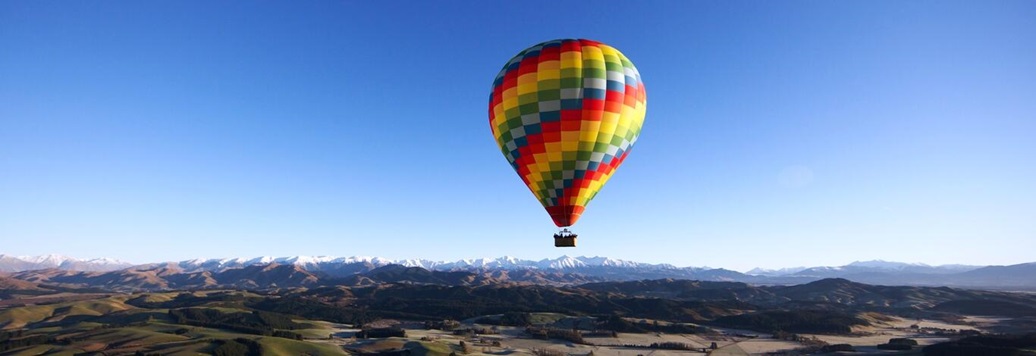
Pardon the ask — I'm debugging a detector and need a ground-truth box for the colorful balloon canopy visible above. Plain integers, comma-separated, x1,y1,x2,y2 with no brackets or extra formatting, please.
488,39,647,228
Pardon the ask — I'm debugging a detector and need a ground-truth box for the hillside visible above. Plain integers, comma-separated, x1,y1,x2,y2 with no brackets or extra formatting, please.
2,276,1035,355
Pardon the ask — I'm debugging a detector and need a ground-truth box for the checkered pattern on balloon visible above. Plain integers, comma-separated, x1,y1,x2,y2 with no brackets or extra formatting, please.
489,39,647,239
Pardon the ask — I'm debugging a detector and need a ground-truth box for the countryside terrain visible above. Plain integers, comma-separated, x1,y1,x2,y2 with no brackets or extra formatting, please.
2,261,1036,355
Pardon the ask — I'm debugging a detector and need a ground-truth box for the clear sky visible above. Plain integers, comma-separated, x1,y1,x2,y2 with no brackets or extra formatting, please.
2,1,1034,272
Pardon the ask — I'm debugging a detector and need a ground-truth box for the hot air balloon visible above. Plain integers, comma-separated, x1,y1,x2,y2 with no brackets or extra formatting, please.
488,39,647,247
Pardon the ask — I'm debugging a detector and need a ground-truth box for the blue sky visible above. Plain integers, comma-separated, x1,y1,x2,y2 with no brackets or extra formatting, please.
2,1,1034,271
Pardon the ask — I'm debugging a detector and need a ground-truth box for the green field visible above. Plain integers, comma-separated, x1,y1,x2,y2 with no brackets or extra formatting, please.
0,297,133,330
0,291,351,355
257,336,347,355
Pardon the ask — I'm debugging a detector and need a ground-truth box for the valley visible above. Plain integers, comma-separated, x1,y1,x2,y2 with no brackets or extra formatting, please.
2,266,1035,355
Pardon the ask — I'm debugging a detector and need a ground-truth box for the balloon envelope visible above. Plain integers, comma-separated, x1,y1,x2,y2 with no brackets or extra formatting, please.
489,39,647,227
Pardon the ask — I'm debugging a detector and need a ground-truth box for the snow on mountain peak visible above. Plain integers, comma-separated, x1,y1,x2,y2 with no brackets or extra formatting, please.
85,257,128,265
746,266,808,276
26,254,974,276
18,254,75,265
2,254,677,273
278,256,340,265
848,260,930,269
2,254,131,272
541,255,585,269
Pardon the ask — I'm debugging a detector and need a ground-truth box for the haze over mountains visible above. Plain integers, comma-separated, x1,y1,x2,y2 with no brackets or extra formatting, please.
1,254,1033,290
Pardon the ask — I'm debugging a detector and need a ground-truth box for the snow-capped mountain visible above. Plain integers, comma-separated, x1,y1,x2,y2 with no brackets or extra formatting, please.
745,266,809,276
169,255,668,274
846,260,980,273
173,256,400,273
744,260,981,278
789,260,981,278
2,254,1029,289
153,256,766,283
0,254,133,272
381,255,660,271
847,260,929,270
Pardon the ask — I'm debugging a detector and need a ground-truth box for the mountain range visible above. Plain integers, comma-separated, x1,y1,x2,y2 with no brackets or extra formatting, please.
0,254,133,272
0,254,1033,290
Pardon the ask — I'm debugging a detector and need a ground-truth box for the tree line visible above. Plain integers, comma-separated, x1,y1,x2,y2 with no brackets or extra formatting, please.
168,308,306,340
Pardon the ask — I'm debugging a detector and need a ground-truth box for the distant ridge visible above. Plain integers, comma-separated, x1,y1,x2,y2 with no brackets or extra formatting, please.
0,254,133,272
169,255,665,272
0,254,1032,290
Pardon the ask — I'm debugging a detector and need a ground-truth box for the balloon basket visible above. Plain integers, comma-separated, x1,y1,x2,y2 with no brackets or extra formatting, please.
553,229,577,247
554,237,576,247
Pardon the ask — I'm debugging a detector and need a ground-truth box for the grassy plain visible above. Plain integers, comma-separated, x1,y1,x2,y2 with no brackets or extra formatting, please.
0,290,1022,355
